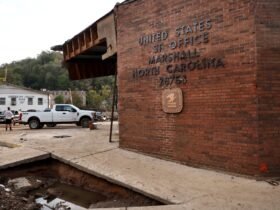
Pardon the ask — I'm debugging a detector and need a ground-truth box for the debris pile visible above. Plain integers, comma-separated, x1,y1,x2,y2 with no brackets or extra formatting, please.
0,177,41,210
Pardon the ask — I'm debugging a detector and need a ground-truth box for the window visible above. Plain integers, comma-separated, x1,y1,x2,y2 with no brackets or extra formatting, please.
64,105,71,112
0,97,5,105
11,97,16,106
38,98,43,105
55,105,64,111
65,105,75,112
28,97,33,105
55,105,75,112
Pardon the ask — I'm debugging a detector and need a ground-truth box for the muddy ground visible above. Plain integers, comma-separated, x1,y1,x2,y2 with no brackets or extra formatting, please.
0,176,46,210
0,190,40,210
0,174,161,210
0,158,161,210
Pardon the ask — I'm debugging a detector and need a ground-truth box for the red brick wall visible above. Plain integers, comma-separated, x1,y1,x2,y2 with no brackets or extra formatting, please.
116,0,279,176
256,0,280,176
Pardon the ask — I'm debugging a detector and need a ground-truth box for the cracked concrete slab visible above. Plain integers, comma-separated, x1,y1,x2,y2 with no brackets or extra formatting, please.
63,148,280,209
0,146,50,169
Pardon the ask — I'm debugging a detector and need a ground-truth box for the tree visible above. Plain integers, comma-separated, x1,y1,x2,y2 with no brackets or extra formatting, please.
86,85,113,110
0,51,74,91
72,92,83,107
54,95,64,104
100,85,113,110
91,76,114,90
86,90,103,109
0,51,116,110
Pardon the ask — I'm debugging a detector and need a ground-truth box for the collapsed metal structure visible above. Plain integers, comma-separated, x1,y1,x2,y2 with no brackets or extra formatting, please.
52,10,119,142
52,11,117,80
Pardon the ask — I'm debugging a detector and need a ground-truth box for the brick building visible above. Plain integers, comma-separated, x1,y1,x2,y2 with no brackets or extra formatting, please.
57,0,280,176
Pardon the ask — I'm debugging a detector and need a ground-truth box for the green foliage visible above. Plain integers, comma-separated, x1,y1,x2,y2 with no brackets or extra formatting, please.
86,84,114,110
87,90,103,109
72,92,83,108
0,51,115,110
54,95,64,104
0,51,70,90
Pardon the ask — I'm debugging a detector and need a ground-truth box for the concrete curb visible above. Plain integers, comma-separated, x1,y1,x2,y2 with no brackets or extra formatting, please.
0,147,50,170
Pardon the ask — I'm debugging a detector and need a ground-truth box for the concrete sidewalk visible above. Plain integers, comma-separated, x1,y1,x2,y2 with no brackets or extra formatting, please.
0,123,279,209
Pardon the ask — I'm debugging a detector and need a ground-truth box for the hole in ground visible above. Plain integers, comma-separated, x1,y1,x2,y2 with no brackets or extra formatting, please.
0,158,164,209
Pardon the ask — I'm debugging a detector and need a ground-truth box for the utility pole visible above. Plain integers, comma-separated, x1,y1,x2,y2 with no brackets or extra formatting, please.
109,70,117,143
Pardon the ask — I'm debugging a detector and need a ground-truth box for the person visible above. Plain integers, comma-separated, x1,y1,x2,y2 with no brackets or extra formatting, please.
4,107,14,131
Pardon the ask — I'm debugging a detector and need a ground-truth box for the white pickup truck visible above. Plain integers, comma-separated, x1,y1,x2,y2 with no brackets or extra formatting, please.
21,104,95,129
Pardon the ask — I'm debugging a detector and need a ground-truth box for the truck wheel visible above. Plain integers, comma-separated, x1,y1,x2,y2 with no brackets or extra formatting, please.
29,119,40,129
80,117,90,128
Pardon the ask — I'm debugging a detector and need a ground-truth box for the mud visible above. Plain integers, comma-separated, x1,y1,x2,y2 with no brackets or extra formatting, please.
0,159,162,209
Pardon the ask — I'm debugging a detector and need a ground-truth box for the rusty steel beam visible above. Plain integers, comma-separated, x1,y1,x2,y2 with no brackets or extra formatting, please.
65,58,116,80
62,11,117,62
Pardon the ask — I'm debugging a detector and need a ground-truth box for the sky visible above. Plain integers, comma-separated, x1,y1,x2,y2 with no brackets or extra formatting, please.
0,0,124,66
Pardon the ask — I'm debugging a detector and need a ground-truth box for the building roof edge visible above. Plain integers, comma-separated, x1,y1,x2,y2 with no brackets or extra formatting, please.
0,83,49,96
